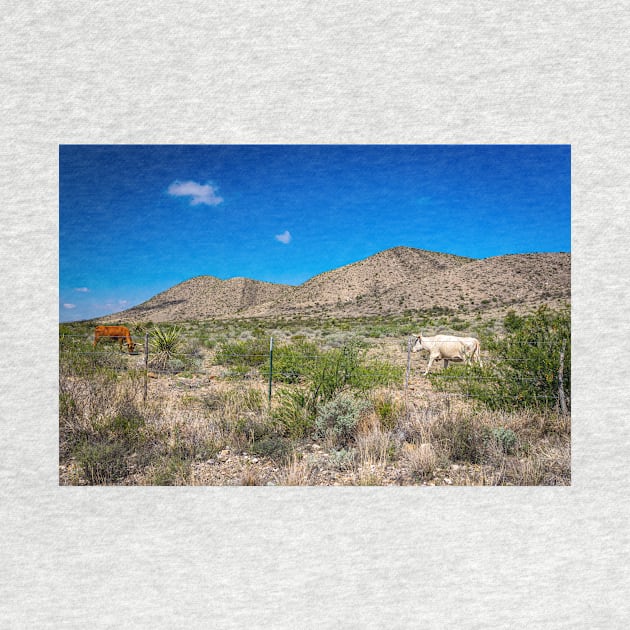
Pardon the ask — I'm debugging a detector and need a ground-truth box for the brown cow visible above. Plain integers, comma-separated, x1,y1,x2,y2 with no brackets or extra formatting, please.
94,325,136,352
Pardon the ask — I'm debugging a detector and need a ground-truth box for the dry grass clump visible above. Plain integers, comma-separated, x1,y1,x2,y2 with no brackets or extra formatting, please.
401,443,438,480
275,452,316,486
356,426,392,468
240,466,264,486
369,390,406,431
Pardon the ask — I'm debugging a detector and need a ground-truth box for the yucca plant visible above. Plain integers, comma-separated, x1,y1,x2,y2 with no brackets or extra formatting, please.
150,325,184,370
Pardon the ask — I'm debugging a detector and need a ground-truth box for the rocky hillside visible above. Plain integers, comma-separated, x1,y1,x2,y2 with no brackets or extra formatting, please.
100,247,570,322
101,276,291,323
246,247,473,317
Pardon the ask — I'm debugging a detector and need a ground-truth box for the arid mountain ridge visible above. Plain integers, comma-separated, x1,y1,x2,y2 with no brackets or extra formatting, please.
100,246,570,323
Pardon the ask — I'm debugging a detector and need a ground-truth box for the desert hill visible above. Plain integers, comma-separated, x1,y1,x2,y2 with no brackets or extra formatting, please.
245,247,473,317
102,275,291,323
100,247,570,322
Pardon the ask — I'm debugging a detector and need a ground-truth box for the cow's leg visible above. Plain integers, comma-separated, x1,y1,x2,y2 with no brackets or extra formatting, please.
444,358,449,370
423,355,436,375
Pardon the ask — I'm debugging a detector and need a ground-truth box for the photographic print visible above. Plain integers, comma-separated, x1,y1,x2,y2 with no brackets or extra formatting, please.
59,144,571,486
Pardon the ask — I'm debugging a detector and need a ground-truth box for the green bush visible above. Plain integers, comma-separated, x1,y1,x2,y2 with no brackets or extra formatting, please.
74,439,129,485
314,394,371,447
351,359,404,392
329,448,357,470
214,337,269,371
150,325,185,370
487,427,518,454
431,306,570,412
261,340,321,384
372,393,404,431
489,305,570,410
149,455,191,486
305,343,381,406
272,387,315,439
434,416,487,464
250,436,292,463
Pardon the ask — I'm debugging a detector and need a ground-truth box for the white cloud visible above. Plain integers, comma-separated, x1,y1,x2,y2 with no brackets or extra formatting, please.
167,180,223,206
74,287,89,292
63,303,76,309
118,300,128,306
275,230,292,244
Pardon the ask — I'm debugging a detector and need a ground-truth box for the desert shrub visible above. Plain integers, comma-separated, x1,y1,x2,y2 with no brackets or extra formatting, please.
486,306,570,410
165,423,220,462
371,392,404,431
214,337,269,370
60,334,128,376
206,387,265,414
433,414,488,464
240,388,265,412
70,405,158,484
250,436,292,463
94,411,145,446
234,415,275,443
356,427,392,466
402,442,437,480
430,306,570,412
272,387,315,439
148,455,191,486
329,448,357,470
487,427,518,454
503,309,523,333
351,359,404,392
150,325,185,370
306,343,366,406
74,439,129,485
201,391,224,412
260,339,321,384
314,394,371,447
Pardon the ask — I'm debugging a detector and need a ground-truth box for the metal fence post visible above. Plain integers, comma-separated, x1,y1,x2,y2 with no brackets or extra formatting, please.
558,340,567,415
268,336,274,407
143,332,149,404
404,336,412,419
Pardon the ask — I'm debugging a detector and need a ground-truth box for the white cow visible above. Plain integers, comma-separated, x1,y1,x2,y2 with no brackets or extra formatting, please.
457,336,483,368
412,333,483,375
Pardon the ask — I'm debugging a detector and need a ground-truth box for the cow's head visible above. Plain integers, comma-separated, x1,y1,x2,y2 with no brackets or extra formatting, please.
127,341,137,353
411,334,423,353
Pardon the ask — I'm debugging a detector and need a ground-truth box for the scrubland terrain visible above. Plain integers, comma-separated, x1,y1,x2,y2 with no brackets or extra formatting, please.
60,307,571,486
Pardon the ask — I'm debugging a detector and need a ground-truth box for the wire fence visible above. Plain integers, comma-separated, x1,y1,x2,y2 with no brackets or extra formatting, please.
59,331,571,414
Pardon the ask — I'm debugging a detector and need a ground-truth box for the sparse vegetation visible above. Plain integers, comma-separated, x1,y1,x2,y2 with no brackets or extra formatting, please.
429,306,570,412
60,303,570,486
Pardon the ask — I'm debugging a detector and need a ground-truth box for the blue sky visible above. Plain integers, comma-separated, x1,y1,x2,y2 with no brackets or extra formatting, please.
59,144,570,322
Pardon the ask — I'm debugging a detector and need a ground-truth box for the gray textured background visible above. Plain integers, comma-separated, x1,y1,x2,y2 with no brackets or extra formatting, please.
1,2,629,628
